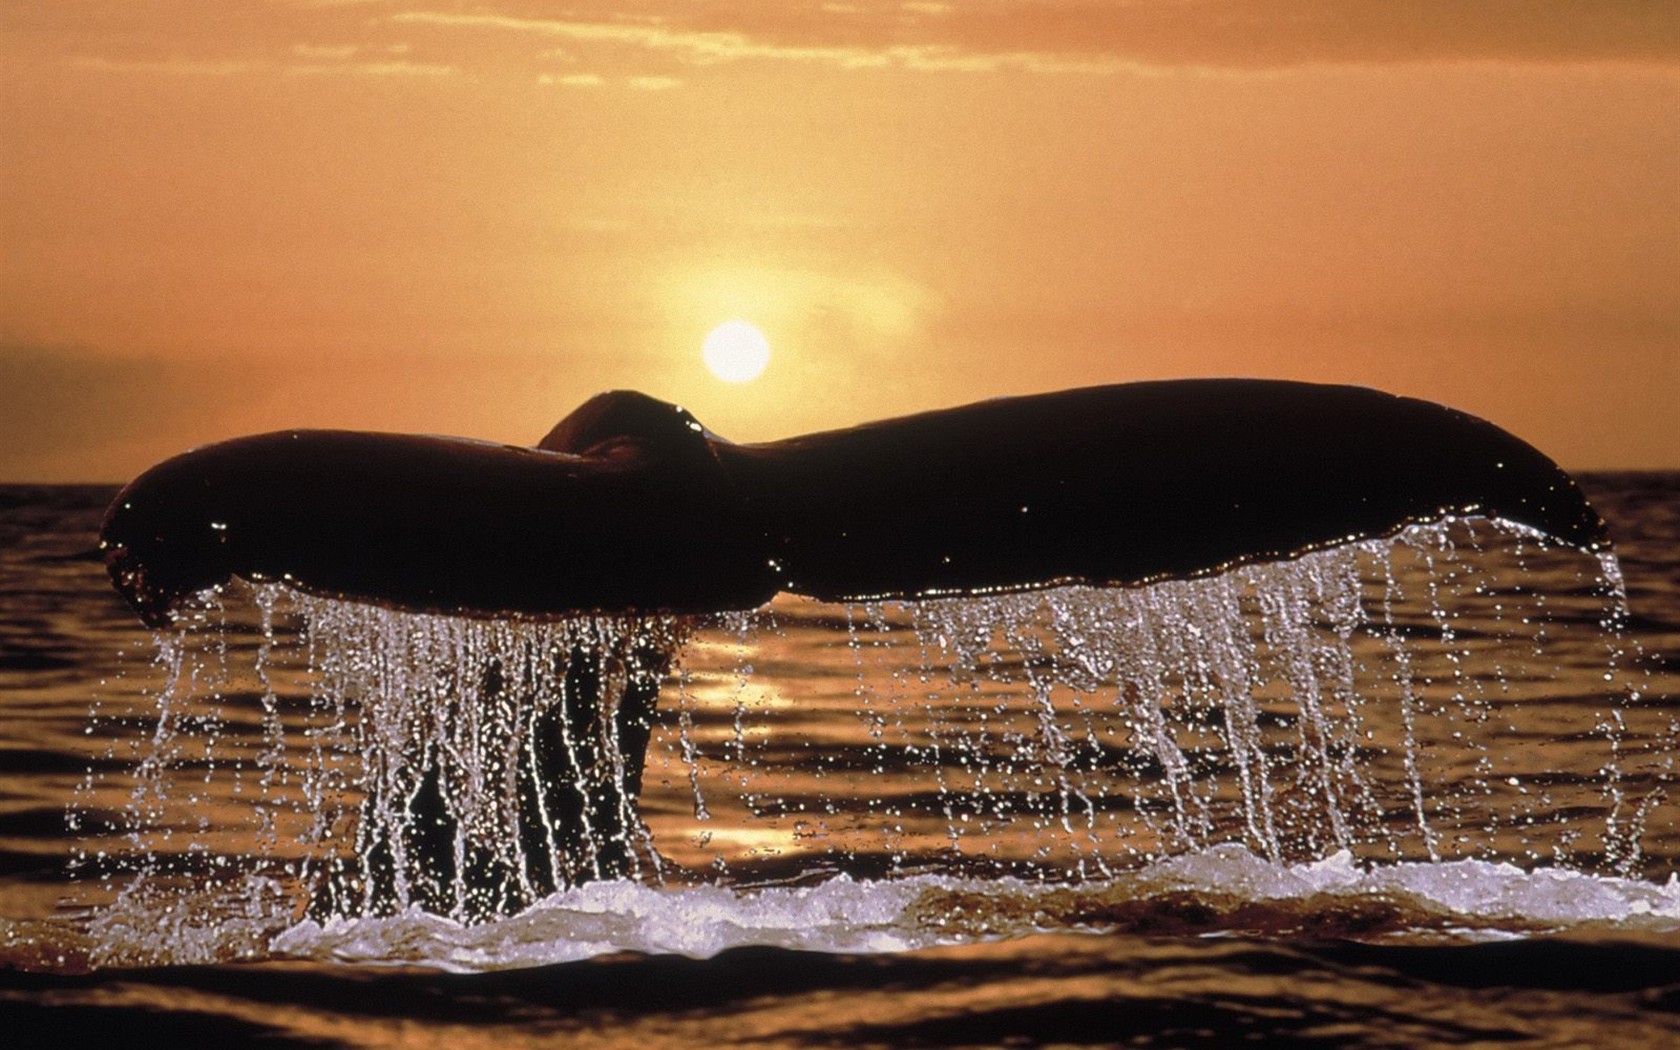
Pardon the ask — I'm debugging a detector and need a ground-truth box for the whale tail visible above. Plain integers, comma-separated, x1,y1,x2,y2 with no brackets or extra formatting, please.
102,380,1607,625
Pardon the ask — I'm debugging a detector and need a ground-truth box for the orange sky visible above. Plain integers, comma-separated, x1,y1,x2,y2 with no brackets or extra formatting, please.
2,1,1677,480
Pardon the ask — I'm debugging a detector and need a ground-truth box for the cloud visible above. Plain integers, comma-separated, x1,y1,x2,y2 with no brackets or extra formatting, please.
14,3,448,81
34,2,1678,87
287,58,455,76
533,71,683,89
291,43,360,60
388,1,1680,72
386,8,1118,74
537,72,605,87
390,11,903,70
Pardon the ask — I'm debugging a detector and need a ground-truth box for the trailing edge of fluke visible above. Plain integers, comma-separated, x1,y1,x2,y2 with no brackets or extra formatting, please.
101,379,1610,628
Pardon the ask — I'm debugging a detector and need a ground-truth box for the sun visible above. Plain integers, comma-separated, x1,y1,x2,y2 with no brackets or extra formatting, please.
702,320,771,383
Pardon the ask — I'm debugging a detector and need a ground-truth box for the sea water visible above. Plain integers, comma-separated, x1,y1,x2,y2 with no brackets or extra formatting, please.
2,477,1678,1047
39,512,1680,963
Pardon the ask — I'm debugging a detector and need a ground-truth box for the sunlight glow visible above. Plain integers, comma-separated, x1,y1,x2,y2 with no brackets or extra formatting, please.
702,320,771,383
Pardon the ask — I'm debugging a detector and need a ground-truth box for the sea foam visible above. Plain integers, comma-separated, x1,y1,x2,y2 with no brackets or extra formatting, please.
271,846,1680,973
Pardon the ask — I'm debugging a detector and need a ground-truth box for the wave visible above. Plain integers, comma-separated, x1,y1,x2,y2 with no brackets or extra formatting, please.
270,845,1680,973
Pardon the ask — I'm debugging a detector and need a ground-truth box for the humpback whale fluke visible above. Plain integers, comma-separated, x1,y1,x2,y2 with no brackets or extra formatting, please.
98,379,1612,919
102,379,1607,627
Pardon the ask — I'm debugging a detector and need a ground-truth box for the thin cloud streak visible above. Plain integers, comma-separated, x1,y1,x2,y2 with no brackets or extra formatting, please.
391,11,900,69
35,3,1679,84
537,72,605,87
388,1,1680,71
627,75,683,91
387,10,1129,74
286,59,455,76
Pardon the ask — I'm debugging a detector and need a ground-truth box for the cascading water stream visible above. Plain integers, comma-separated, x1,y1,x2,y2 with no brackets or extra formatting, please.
71,516,1673,966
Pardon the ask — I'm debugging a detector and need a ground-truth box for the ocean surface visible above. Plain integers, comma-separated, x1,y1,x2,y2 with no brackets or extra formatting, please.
2,474,1678,1048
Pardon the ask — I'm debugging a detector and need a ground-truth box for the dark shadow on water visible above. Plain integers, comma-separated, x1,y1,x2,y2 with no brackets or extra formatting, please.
0,1001,334,1050
0,848,65,880
1314,937,1680,994
0,946,1020,1023
787,993,1527,1048
6,936,1680,1048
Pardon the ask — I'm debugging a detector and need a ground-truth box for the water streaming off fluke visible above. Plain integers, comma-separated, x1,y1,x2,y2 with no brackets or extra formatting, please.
67,514,1675,967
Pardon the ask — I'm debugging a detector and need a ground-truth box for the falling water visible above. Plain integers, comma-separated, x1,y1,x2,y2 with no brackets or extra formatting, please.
74,515,1670,963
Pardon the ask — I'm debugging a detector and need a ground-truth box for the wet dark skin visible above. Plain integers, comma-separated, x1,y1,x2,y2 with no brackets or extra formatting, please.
102,379,1607,627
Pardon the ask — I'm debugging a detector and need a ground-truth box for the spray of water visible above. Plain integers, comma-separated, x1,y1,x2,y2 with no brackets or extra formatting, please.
76,517,1665,963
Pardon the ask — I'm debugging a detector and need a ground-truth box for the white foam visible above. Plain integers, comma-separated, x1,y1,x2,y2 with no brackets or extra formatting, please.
1145,843,1680,927
270,847,1680,972
272,875,932,971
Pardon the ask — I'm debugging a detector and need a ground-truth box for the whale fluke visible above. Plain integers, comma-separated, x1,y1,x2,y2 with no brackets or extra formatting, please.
98,378,1612,919
102,379,1607,627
